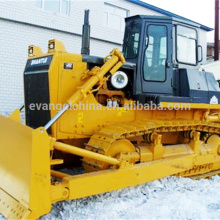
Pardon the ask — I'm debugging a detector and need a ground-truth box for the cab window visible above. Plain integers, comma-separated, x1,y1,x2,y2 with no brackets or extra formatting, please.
123,22,141,58
176,25,197,65
144,25,167,82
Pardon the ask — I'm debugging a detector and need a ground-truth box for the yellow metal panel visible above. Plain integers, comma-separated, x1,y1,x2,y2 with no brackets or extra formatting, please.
9,109,22,123
0,116,52,219
0,189,30,219
58,94,135,139
161,102,220,110
0,116,33,208
64,155,194,200
28,128,52,219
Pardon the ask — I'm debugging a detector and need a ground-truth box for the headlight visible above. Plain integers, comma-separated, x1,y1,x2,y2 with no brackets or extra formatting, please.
111,71,128,89
28,47,33,55
49,42,55,49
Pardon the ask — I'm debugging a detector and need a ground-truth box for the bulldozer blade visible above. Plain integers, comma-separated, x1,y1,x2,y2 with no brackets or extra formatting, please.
0,115,52,219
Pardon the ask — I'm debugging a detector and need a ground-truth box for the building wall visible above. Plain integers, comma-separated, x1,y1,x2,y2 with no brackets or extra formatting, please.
0,0,162,113
0,19,118,112
198,29,208,63
0,0,209,113
0,0,162,47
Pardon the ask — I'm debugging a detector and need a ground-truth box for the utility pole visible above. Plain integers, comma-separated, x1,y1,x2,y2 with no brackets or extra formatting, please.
214,0,219,60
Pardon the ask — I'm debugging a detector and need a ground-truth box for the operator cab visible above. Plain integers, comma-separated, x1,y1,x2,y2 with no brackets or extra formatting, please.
122,15,219,105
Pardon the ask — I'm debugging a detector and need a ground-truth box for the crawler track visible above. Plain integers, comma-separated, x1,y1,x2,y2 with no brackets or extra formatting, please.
84,120,220,174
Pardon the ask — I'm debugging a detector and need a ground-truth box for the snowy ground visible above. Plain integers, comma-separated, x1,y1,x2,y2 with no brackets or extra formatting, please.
41,176,220,220
1,175,220,220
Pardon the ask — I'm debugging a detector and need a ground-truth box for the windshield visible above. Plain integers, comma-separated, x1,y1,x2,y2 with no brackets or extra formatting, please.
123,22,141,59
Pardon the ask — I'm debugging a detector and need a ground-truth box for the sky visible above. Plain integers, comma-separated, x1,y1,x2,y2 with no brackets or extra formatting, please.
143,0,216,42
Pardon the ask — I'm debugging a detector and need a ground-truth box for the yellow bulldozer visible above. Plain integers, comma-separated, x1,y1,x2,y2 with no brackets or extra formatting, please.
1,11,220,219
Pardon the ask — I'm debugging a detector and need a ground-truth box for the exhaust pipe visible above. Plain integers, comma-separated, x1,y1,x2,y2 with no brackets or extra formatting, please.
81,9,90,55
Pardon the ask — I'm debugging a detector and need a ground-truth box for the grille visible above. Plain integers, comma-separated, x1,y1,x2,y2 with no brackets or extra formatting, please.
24,72,51,133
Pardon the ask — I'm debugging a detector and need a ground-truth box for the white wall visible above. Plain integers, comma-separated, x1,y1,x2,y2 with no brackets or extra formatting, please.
0,0,163,113
0,19,119,113
0,0,162,46
198,29,208,64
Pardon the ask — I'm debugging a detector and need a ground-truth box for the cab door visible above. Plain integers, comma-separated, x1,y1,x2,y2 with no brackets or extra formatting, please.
141,23,173,94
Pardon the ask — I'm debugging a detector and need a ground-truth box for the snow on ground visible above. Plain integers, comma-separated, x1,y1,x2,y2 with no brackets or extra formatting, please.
1,175,220,220
41,175,220,220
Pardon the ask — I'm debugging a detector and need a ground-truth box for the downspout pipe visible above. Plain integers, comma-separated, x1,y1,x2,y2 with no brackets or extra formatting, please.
214,0,219,61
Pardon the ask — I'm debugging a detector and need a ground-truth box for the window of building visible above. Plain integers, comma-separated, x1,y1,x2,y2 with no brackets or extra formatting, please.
36,0,70,15
176,25,197,65
104,3,129,31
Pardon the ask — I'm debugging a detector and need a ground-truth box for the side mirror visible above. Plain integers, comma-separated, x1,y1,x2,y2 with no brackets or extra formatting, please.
198,45,203,62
